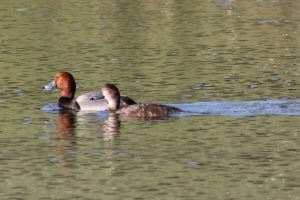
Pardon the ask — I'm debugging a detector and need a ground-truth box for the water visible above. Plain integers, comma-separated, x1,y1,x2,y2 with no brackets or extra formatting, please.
0,0,300,199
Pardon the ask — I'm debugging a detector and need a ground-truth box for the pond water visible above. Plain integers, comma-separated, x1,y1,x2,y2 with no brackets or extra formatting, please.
0,0,299,199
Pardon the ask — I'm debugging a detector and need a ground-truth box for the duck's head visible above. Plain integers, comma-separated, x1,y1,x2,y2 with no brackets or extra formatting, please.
43,72,76,99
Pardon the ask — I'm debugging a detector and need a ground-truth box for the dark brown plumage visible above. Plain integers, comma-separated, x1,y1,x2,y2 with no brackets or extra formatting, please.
101,83,181,117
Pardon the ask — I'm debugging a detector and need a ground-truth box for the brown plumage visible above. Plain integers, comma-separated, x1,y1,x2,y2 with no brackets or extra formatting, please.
101,83,181,117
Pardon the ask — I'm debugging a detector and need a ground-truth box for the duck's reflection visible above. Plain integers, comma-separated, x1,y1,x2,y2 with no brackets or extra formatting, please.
56,110,77,135
54,111,122,151
54,110,77,163
102,114,121,141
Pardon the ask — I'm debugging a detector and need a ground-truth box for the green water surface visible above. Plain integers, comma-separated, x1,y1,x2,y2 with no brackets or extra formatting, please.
0,0,299,199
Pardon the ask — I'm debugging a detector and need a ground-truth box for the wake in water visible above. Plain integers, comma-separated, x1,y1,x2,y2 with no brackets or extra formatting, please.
42,99,300,116
170,99,300,116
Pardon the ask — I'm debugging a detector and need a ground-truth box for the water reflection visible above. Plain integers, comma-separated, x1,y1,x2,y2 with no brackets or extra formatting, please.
53,110,77,164
54,109,122,144
56,110,77,135
101,113,172,141
102,114,121,141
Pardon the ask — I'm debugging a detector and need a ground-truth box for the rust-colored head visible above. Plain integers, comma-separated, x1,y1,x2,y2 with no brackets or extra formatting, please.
54,72,76,98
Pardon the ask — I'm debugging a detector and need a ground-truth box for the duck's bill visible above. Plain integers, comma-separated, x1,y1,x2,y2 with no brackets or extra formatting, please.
43,81,57,91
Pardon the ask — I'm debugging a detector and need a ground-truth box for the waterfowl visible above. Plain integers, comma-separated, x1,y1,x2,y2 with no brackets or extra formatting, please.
101,83,181,117
43,72,136,111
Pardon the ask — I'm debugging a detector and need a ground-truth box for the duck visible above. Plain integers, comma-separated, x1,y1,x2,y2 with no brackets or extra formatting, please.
43,72,136,111
101,83,181,117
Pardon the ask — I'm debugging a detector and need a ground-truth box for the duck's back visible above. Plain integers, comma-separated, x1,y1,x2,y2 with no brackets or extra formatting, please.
76,92,107,111
116,104,181,117
76,92,136,111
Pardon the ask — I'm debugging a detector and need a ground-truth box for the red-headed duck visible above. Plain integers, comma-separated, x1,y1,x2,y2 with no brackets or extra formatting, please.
101,83,181,117
43,72,136,111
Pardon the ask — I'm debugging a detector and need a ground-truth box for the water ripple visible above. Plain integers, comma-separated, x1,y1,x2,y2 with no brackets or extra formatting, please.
171,99,300,116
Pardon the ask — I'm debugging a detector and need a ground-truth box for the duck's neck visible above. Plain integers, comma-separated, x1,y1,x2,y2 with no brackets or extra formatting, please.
107,96,120,111
61,82,76,99
61,90,74,99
